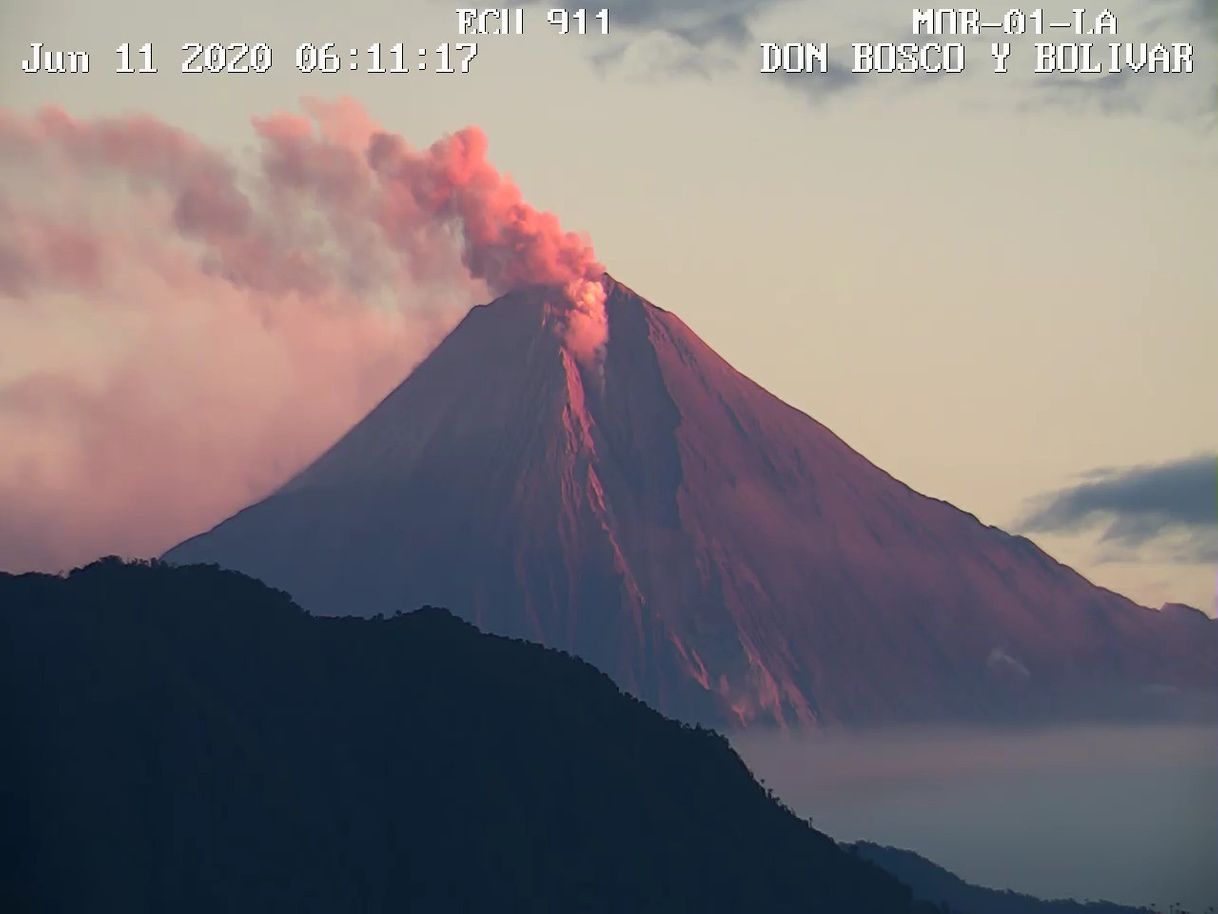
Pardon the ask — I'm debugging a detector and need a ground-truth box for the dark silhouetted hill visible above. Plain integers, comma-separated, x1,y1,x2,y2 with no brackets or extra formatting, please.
1,558,933,914
851,842,1152,914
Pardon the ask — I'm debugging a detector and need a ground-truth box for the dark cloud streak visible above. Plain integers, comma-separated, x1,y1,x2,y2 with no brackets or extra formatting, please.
608,0,770,45
1019,454,1218,563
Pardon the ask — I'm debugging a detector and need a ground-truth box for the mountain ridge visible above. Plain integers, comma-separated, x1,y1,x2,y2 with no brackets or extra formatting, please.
849,842,1152,914
0,558,934,914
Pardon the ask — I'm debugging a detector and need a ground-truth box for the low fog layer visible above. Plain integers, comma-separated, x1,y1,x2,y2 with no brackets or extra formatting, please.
733,724,1218,912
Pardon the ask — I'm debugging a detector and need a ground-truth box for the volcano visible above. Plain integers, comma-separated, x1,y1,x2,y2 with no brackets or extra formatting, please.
166,277,1215,727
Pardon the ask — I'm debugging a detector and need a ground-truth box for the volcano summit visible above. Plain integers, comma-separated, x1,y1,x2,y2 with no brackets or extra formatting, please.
166,277,1215,727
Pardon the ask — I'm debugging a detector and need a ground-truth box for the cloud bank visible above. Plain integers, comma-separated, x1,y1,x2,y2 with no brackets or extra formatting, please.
1018,453,1218,563
596,0,1216,119
0,99,603,572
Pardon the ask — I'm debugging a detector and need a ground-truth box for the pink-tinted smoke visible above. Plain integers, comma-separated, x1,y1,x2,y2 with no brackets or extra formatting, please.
0,99,606,572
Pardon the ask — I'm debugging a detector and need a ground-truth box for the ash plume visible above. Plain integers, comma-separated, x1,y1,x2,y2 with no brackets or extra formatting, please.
0,98,605,571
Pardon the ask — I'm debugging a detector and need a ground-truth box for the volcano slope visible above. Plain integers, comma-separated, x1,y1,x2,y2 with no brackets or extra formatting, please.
166,277,1216,727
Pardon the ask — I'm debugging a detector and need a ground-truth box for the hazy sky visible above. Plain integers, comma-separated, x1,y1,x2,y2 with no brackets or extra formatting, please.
1,0,1214,611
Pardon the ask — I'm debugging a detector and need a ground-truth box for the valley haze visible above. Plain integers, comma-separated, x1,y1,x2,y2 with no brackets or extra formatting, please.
736,723,1218,912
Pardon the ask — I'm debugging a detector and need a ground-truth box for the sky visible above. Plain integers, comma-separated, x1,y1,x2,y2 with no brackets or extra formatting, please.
0,0,1215,612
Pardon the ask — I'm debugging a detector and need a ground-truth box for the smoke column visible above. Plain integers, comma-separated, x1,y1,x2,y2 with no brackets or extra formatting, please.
358,120,608,361
0,98,607,572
